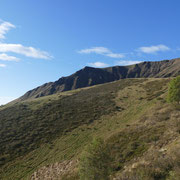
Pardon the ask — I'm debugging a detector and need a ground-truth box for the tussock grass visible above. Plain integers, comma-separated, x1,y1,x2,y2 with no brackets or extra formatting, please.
1,78,179,180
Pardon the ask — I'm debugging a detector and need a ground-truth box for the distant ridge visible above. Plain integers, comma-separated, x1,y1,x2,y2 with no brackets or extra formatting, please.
19,58,180,101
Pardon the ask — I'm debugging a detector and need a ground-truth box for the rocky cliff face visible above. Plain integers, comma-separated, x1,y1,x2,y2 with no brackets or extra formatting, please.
19,58,180,101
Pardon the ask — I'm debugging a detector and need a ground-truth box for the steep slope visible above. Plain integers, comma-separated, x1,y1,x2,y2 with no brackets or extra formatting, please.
0,78,180,180
19,58,180,101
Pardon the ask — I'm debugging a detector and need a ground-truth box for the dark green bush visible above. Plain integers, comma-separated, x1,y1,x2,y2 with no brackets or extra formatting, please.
79,138,112,180
167,76,180,104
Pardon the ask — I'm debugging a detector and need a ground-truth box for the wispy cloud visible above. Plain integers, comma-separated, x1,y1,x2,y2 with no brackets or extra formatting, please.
79,47,110,54
176,47,180,51
0,63,6,67
138,44,170,54
0,20,52,66
87,61,109,68
106,53,124,58
0,20,15,39
78,47,125,58
0,43,51,59
115,60,143,66
0,53,20,61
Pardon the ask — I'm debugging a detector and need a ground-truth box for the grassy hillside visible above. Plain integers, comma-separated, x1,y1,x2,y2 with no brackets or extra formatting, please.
0,78,179,179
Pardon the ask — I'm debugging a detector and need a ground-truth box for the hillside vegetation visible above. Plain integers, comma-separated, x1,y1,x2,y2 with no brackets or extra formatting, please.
0,78,180,179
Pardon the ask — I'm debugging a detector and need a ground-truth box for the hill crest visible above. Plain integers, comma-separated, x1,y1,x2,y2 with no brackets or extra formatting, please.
19,58,180,101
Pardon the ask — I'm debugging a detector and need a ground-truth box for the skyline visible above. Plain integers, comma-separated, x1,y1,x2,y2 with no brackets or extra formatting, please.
1,0,180,104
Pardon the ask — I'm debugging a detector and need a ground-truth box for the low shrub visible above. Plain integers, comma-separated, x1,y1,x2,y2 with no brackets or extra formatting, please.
79,138,112,180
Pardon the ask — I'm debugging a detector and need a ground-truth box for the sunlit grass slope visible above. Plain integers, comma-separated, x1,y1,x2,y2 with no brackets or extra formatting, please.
0,78,179,179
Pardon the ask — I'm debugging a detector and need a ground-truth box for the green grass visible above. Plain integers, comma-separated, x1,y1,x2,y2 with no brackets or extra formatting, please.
0,79,123,166
0,78,179,179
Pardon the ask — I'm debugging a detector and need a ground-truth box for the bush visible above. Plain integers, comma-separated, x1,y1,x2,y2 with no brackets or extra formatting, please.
167,76,180,104
79,138,112,180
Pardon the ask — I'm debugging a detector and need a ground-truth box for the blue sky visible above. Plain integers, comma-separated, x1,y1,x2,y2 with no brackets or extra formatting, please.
0,0,180,104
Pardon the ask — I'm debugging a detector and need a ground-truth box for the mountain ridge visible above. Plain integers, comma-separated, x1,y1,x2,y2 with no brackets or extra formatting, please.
19,58,180,101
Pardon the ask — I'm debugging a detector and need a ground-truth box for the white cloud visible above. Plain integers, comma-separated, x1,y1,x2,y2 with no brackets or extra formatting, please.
88,61,109,68
79,47,111,54
106,53,124,58
0,96,16,105
115,60,142,66
0,43,51,59
0,20,15,39
0,20,52,61
138,44,170,54
0,63,6,67
78,47,125,58
0,53,20,61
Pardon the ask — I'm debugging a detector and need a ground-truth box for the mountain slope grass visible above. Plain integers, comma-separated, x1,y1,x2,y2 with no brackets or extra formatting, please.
0,78,179,179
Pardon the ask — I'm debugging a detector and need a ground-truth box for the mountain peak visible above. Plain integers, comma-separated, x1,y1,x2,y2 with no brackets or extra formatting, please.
19,58,180,101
